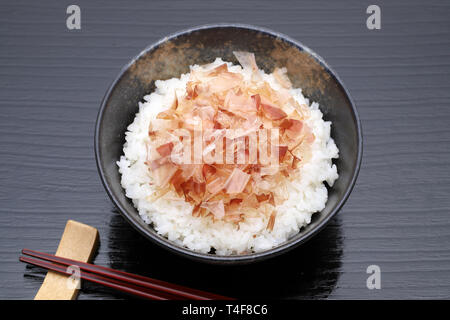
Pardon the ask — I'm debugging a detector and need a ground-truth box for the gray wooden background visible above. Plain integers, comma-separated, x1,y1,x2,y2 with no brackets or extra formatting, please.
1,0,449,299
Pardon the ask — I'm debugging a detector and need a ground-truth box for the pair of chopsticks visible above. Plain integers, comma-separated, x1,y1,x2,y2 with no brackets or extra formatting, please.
20,249,233,300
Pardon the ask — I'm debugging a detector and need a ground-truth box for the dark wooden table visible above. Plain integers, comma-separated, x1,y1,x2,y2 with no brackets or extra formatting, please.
1,0,449,299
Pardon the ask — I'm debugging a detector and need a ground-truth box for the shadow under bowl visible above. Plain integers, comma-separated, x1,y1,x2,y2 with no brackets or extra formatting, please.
95,24,363,265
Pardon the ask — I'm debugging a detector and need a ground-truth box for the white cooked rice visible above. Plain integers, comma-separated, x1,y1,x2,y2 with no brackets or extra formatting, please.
117,58,339,255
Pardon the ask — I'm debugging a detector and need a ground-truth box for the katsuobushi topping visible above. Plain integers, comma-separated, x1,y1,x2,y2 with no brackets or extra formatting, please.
145,52,315,230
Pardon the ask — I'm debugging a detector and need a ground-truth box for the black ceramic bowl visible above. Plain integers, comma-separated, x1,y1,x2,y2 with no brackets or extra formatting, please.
95,24,362,264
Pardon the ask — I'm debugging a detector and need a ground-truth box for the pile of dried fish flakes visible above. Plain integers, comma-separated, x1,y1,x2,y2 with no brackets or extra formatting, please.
145,52,315,230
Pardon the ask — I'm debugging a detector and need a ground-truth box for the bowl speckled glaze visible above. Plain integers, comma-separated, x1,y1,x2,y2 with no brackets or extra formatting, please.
95,24,362,264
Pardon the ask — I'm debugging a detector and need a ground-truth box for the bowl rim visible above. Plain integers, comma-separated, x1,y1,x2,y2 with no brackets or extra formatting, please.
94,23,363,264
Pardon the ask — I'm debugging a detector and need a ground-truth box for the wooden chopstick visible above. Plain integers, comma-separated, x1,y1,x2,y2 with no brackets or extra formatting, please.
20,255,171,300
21,249,233,300
23,249,210,299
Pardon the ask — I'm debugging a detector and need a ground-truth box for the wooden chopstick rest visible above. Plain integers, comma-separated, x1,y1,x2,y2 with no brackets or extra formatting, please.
34,220,99,300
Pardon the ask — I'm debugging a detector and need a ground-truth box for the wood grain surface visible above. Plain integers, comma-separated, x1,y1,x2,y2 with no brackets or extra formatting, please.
1,0,449,299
